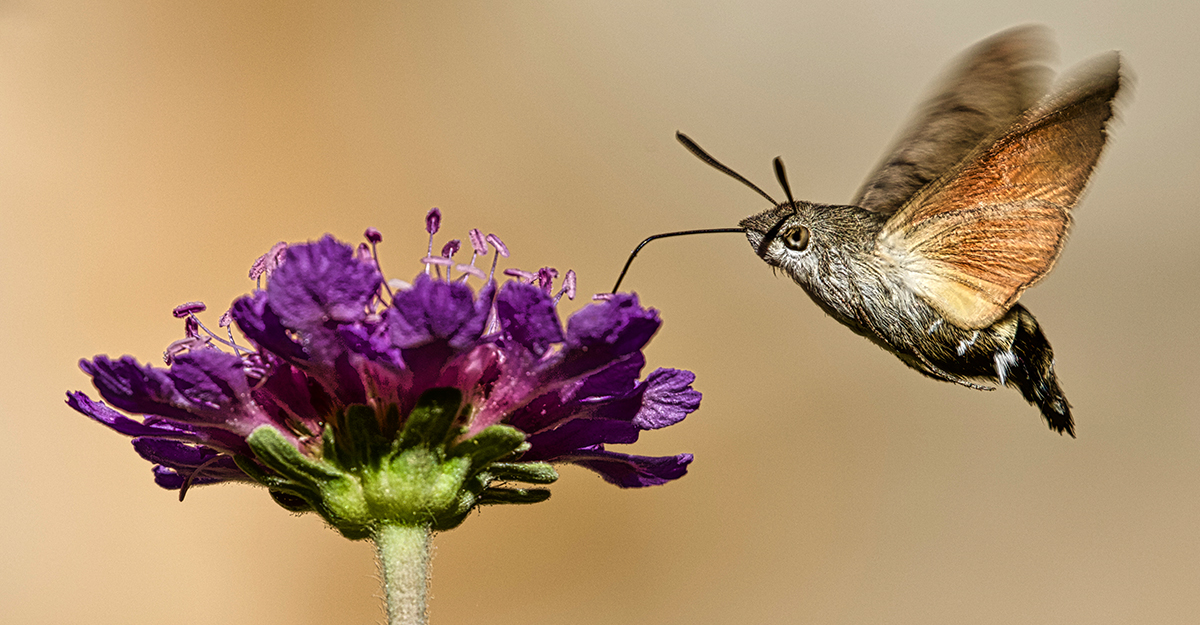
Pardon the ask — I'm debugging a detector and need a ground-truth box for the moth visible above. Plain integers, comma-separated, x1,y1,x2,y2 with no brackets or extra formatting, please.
615,26,1124,435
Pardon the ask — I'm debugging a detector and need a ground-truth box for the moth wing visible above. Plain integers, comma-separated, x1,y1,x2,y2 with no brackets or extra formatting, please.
876,51,1122,329
853,25,1054,215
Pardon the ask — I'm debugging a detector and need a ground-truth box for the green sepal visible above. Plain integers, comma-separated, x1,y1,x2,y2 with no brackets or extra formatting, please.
382,403,401,439
234,453,315,498
478,487,552,505
329,404,389,471
231,394,560,539
269,490,313,512
366,447,472,527
430,506,473,532
246,425,373,538
448,424,527,473
426,472,490,531
247,426,346,486
236,453,327,514
488,462,559,484
396,388,463,451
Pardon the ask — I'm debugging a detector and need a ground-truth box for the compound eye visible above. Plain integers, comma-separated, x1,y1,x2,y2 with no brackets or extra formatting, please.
783,226,810,252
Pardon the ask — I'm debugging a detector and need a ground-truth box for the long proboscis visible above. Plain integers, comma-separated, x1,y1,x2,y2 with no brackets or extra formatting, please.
610,132,789,292
611,228,745,293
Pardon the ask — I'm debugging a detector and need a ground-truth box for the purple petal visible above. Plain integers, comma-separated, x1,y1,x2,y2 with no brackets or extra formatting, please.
522,419,641,461
632,368,701,430
82,355,196,423
169,350,253,411
552,293,660,380
231,291,308,364
151,464,232,490
576,353,644,398
338,318,407,370
505,354,644,434
69,390,254,458
494,281,564,356
507,362,697,436
560,449,693,487
331,351,369,405
251,360,334,428
266,236,381,359
134,438,208,465
80,350,271,436
132,439,252,489
67,391,185,437
389,274,488,350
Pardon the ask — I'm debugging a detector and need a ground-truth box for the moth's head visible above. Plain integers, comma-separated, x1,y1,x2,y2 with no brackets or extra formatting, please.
672,131,856,284
740,201,841,284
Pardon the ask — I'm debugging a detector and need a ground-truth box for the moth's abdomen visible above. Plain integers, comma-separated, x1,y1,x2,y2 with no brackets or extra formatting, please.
1007,305,1074,435
891,301,1074,436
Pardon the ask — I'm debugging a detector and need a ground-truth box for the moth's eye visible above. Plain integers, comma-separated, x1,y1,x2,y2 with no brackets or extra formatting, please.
783,226,810,252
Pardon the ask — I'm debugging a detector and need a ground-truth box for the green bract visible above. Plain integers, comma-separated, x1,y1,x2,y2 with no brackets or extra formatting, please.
235,388,557,539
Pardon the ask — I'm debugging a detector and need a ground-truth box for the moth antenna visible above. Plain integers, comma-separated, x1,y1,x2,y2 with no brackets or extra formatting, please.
773,157,795,205
677,131,778,205
611,227,745,293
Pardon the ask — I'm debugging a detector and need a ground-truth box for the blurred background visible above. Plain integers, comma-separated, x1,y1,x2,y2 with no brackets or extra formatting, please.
3,1,1198,624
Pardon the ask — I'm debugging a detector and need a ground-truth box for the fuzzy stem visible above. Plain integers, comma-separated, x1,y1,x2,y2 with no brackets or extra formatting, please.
374,523,433,625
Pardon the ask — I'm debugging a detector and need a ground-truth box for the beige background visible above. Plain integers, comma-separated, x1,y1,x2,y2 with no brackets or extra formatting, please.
3,2,1198,624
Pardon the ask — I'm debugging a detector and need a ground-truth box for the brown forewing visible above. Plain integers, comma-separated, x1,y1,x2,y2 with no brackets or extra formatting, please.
876,52,1121,329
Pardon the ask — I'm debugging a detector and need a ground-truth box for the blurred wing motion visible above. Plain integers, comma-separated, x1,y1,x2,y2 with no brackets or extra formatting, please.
854,25,1054,215
876,51,1122,329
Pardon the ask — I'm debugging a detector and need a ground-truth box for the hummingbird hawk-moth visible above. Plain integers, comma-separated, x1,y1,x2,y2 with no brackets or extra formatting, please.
614,26,1124,436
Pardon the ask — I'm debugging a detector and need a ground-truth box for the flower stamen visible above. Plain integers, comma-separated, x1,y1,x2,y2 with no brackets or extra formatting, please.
468,229,487,267
364,228,394,300
424,208,441,274
536,267,559,294
169,303,248,360
503,268,537,282
554,270,577,304
486,233,509,281
250,242,288,289
178,454,228,502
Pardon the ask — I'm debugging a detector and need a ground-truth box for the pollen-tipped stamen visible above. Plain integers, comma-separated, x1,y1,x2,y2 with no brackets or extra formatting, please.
486,233,509,282
365,228,395,299
554,270,577,304
424,208,441,274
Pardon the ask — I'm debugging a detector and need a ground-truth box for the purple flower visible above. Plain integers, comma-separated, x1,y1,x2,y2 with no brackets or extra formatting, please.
69,216,700,536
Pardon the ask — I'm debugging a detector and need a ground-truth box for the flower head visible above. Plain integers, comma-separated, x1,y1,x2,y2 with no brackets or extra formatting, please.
69,215,700,538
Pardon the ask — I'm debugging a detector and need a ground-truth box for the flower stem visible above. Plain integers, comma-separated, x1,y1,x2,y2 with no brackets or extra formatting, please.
374,523,433,625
